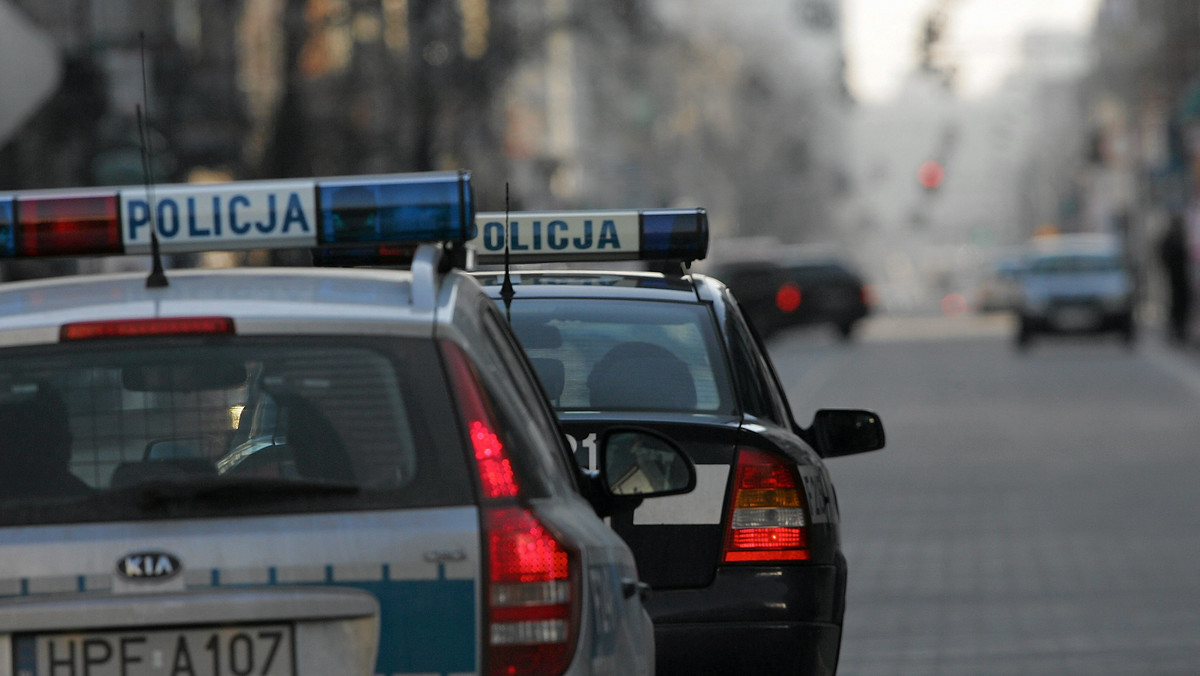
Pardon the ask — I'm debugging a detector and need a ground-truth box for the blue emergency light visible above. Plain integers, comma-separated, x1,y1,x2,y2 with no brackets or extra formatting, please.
0,171,474,259
471,208,708,265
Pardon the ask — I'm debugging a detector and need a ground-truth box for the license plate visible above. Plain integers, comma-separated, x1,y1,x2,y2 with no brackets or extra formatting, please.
1051,306,1099,330
15,624,294,676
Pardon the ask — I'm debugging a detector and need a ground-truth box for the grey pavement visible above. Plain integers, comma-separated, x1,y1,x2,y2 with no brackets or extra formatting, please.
768,314,1200,675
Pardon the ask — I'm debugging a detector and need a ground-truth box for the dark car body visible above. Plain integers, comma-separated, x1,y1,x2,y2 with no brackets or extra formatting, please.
475,269,884,675
708,255,871,340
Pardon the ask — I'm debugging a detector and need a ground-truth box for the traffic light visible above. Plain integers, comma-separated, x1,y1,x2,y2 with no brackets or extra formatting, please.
918,160,945,190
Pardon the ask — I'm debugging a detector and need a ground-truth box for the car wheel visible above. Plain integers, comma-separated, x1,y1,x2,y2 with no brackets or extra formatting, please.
1120,320,1136,349
1015,320,1033,351
835,320,856,342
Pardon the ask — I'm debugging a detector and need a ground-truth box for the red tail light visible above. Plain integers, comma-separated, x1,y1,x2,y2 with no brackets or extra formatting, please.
861,284,876,307
775,282,802,313
485,506,578,676
722,448,810,563
441,340,580,676
60,317,234,340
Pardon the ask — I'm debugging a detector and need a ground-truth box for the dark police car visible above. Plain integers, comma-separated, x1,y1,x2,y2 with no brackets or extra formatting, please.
471,209,885,676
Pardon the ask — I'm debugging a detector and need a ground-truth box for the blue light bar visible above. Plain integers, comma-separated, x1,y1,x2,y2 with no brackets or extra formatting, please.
0,171,473,259
317,171,474,247
0,197,13,258
471,208,707,264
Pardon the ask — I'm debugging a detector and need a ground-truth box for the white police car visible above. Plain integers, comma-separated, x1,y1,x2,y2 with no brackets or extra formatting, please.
469,210,885,676
0,172,688,675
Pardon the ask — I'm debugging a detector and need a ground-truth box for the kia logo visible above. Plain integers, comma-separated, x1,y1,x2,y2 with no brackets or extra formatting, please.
116,551,182,581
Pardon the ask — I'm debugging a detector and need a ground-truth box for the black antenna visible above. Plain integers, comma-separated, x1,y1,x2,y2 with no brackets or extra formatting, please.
499,182,515,318
138,32,168,288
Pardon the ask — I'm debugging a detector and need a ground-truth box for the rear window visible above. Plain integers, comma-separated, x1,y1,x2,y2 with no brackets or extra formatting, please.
0,336,470,526
504,298,735,414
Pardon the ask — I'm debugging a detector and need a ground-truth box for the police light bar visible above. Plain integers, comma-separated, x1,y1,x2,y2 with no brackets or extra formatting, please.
471,208,708,265
0,171,473,259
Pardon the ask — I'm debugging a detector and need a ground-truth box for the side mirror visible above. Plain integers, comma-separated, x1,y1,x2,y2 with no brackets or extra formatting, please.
600,428,696,498
807,409,885,458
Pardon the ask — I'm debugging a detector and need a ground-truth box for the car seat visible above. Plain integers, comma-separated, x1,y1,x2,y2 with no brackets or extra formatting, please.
276,394,357,483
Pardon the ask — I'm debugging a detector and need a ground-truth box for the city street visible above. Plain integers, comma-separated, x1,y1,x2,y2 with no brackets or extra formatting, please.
768,314,1200,675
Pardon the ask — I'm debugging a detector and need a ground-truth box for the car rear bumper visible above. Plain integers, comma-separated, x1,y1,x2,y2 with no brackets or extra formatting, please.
1021,307,1133,334
647,563,846,675
655,621,841,676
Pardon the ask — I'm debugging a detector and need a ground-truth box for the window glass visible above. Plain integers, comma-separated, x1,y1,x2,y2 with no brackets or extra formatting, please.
724,293,783,423
504,299,735,414
0,336,469,525
477,305,576,494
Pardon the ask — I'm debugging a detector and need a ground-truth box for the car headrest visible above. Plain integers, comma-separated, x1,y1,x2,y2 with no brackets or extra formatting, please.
513,318,562,349
587,341,696,410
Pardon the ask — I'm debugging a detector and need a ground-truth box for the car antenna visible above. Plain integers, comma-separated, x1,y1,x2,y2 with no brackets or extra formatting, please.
137,32,168,289
499,182,516,320
683,259,705,303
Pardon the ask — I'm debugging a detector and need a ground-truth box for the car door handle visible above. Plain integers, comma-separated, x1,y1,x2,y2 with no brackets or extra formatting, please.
621,578,651,601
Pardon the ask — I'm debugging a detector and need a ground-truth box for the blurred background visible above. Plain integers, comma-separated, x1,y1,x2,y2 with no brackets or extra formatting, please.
2,0,1200,316
0,0,1195,318
7,5,1200,671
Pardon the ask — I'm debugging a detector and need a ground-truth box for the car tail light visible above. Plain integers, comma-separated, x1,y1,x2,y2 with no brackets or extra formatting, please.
60,316,235,340
722,448,810,563
441,340,580,676
775,282,802,313
861,284,877,307
485,506,578,675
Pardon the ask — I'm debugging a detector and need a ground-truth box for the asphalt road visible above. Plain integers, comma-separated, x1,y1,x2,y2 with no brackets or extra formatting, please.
767,314,1200,675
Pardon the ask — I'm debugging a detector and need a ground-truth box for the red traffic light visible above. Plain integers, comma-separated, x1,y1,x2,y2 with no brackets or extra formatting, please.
918,160,945,190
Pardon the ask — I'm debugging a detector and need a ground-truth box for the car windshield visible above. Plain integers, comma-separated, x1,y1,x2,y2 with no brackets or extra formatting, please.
503,298,735,415
0,336,462,525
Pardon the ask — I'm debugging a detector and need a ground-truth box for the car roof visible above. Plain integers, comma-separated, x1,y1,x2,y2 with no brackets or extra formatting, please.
0,266,462,345
472,268,718,303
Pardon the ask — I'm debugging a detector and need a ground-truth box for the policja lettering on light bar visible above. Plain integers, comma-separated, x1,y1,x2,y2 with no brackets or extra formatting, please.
122,181,316,254
474,211,637,261
471,208,708,265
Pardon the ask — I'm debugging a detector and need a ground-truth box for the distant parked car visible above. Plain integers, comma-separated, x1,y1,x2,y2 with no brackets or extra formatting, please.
1014,234,1136,349
708,247,872,340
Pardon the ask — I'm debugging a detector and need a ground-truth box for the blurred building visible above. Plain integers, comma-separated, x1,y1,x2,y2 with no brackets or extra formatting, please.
493,0,852,242
846,16,1095,313
1088,0,1200,244
0,0,851,257
0,0,247,190
1086,0,1200,316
